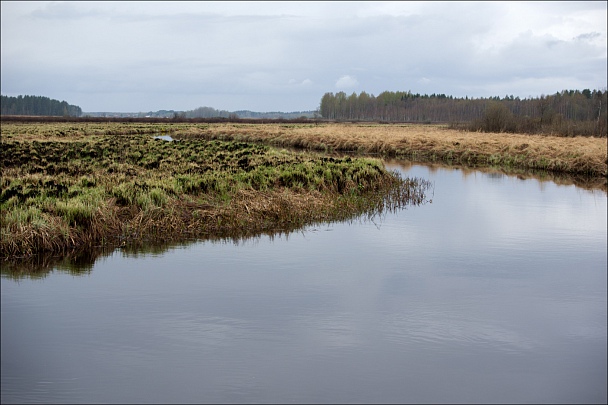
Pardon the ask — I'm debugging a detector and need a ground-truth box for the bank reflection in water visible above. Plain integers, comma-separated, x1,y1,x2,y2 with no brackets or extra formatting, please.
1,162,606,404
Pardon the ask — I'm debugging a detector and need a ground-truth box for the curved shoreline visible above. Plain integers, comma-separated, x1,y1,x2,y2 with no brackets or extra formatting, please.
1,131,432,259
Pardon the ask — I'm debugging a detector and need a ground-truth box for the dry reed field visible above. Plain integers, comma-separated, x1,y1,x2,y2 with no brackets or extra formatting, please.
175,123,608,178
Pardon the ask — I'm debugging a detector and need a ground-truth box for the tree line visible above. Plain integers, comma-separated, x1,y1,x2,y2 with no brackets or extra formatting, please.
0,115,316,125
182,106,235,119
319,89,607,136
181,106,318,120
1,95,82,117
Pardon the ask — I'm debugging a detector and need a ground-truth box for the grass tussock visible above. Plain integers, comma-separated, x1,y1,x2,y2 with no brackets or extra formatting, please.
1,128,431,259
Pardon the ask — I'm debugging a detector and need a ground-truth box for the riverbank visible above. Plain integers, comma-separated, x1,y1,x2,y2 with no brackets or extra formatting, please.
2,120,606,259
1,130,431,259
172,122,607,178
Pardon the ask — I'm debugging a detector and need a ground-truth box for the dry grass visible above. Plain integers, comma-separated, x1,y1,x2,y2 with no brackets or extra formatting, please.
0,121,180,142
174,123,608,177
2,121,605,177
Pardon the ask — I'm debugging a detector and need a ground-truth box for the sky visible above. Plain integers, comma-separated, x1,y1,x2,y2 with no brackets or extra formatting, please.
1,1,606,113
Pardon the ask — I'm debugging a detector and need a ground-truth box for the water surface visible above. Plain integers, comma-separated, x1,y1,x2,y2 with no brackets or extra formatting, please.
2,162,606,404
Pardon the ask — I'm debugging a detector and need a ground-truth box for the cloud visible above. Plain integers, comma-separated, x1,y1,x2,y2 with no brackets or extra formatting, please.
335,75,359,89
1,1,606,111
289,78,313,87
574,32,602,43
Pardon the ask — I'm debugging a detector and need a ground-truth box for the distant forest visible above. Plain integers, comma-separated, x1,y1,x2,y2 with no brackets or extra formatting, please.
182,106,316,120
1,95,82,117
320,89,607,136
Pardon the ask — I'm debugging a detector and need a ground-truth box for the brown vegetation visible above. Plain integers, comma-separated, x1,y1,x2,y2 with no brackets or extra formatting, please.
172,123,608,178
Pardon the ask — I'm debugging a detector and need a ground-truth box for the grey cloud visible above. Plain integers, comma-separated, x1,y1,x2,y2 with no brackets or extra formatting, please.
30,2,105,20
575,32,601,41
2,1,606,112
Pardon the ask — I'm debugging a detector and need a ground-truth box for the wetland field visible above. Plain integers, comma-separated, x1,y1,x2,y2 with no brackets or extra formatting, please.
172,122,607,177
1,120,606,263
1,121,433,261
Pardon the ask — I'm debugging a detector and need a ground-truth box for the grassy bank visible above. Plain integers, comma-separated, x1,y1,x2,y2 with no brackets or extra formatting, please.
1,130,431,259
171,122,607,178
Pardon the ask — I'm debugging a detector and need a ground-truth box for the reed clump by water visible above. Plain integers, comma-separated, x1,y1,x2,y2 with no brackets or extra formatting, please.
1,130,431,259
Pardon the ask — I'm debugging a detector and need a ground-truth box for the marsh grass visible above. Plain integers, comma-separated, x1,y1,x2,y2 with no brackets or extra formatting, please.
3,121,605,176
1,128,431,259
173,122,607,178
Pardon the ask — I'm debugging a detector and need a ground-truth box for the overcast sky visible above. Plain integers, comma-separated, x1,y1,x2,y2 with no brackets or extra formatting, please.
1,1,606,113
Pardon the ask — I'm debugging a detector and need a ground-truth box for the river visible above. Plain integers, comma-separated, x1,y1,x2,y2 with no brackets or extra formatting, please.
2,161,606,404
